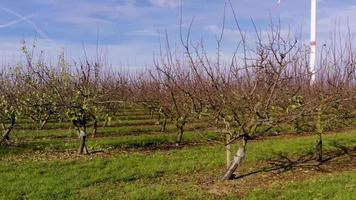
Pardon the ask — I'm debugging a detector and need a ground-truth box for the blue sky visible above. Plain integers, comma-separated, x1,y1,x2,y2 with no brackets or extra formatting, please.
0,0,355,69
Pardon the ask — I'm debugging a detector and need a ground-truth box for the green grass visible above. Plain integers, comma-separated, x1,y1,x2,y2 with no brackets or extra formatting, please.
245,171,356,200
12,122,209,139
0,131,220,157
0,130,356,199
2,129,356,159
15,113,207,130
5,108,356,199
16,118,158,130
1,146,219,199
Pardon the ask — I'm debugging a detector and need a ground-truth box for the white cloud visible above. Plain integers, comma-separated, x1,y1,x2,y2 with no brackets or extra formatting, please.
0,37,157,70
150,0,181,9
128,29,161,37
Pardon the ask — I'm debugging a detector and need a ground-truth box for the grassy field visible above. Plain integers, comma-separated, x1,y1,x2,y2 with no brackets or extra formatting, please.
1,108,356,199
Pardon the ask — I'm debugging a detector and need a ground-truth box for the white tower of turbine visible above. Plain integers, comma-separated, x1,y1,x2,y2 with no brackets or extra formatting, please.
310,0,317,84
277,0,317,84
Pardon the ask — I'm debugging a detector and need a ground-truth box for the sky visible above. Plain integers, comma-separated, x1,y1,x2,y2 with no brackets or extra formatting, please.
0,0,355,70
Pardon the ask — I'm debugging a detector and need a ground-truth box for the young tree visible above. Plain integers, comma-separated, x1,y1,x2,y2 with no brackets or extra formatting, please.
20,48,62,130
0,67,22,144
151,60,198,146
177,11,313,179
66,60,103,154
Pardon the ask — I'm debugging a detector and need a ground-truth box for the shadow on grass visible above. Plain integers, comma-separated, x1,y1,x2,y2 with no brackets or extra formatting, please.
233,143,356,180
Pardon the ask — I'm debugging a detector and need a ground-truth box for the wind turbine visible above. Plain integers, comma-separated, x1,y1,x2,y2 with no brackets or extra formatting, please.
278,0,317,84
310,0,317,84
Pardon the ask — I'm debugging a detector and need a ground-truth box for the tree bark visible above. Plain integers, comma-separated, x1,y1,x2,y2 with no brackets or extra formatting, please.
160,117,167,132
315,108,323,162
92,117,98,138
176,125,184,146
0,116,15,145
78,130,89,154
226,134,232,168
221,136,247,180
0,128,12,144
150,109,154,119
40,115,50,130
103,115,110,127
316,135,323,162
223,117,232,168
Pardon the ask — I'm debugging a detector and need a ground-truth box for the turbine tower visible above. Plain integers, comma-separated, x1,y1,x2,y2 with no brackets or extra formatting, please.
278,0,317,84
310,0,317,84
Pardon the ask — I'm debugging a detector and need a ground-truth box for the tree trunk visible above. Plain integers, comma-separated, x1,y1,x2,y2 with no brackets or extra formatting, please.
0,128,12,144
103,115,111,128
223,117,232,168
176,125,184,146
40,116,50,130
0,116,15,145
226,134,232,168
92,117,98,138
160,117,167,132
221,136,247,180
78,130,89,154
294,119,301,133
150,110,154,119
103,118,108,128
315,108,323,162
316,135,323,162
158,112,161,121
